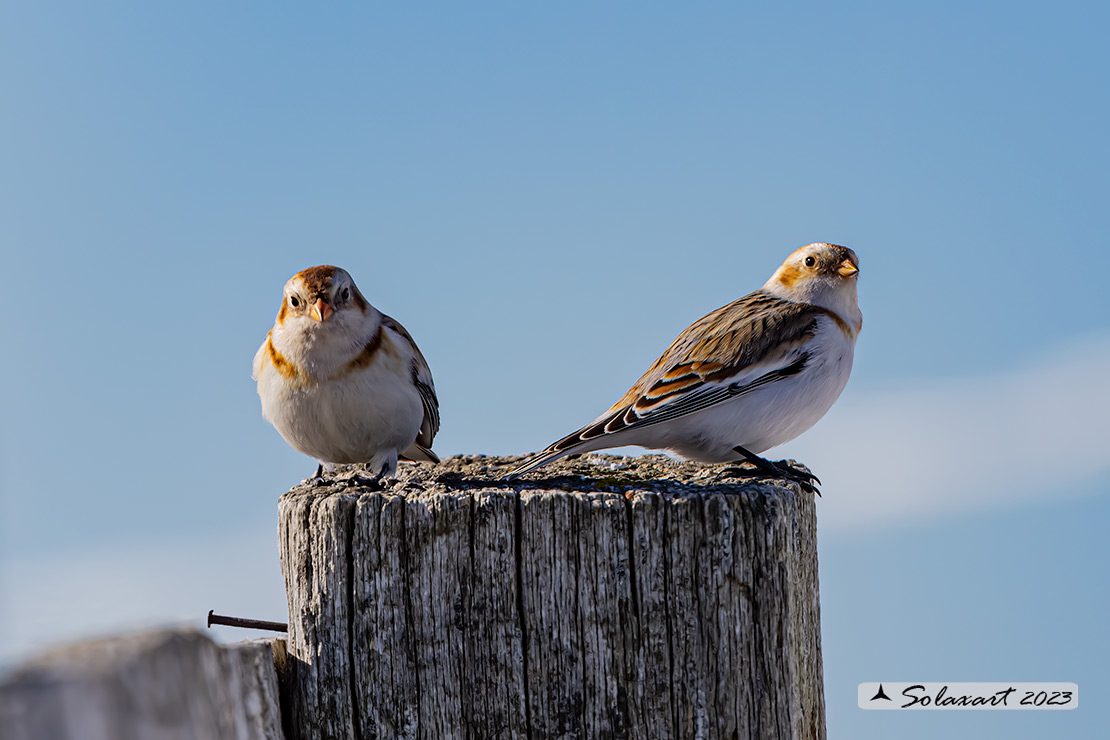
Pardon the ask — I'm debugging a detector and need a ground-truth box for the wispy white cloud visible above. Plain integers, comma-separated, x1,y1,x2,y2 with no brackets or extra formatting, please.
786,333,1110,535
0,528,288,668
5,337,1108,665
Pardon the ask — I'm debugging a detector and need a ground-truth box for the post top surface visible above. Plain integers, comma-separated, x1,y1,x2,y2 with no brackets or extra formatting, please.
280,453,812,502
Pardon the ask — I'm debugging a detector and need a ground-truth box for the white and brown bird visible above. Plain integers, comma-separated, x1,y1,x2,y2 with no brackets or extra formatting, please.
506,243,862,491
253,265,439,483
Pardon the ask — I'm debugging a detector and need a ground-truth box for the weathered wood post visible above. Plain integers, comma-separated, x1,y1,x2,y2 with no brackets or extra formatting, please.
278,454,825,740
0,630,284,740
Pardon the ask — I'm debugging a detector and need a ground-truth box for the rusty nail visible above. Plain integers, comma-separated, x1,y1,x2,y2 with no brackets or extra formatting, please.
207,609,288,633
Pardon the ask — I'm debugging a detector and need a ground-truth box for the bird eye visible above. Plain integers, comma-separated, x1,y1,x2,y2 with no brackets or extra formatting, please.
289,296,300,308
341,287,350,302
804,256,816,267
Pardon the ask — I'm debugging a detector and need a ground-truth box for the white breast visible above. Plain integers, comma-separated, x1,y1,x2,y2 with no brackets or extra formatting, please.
255,330,423,471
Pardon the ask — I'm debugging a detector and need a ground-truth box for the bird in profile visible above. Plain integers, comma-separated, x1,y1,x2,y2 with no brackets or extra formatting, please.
253,265,439,484
505,243,862,492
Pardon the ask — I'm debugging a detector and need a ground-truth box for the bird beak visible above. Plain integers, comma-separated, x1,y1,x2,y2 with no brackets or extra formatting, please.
310,298,334,322
838,259,859,278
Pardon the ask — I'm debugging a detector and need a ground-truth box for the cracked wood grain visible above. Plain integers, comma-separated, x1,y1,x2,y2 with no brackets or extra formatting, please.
279,454,825,740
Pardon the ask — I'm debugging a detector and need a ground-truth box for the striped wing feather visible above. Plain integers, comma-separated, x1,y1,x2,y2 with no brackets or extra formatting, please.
510,291,828,475
381,315,440,449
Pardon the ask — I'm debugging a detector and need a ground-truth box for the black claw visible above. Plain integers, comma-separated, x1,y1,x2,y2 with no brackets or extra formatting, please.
730,446,821,495
769,461,822,495
344,473,383,489
718,465,759,479
303,463,328,487
773,460,820,485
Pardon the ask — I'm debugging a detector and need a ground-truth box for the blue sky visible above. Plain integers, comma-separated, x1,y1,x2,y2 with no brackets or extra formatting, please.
2,3,1107,737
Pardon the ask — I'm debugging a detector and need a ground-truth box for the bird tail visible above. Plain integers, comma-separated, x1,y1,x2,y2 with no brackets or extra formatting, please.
400,442,440,464
502,412,626,479
502,446,578,479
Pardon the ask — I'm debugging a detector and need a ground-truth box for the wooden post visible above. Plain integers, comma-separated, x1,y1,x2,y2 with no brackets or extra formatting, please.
0,630,284,740
279,454,825,740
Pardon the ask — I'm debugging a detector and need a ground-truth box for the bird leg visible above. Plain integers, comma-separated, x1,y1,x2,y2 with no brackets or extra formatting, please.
726,446,822,495
306,463,328,487
343,462,394,489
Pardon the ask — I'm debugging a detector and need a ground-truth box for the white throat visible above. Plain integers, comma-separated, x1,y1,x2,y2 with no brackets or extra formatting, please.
272,308,381,379
762,276,862,332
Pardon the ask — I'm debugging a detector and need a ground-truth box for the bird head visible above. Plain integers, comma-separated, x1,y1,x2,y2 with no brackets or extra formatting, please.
764,243,861,324
276,265,372,331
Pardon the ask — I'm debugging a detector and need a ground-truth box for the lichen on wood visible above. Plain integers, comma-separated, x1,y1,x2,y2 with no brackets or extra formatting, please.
279,453,825,740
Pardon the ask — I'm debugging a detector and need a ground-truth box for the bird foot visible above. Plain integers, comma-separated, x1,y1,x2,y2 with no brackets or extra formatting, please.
768,460,821,495
303,464,330,487
343,462,397,489
728,447,822,495
717,464,761,480
343,474,383,489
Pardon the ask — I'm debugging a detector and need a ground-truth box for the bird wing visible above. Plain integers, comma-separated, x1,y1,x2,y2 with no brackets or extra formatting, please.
400,442,440,464
381,314,441,448
507,291,829,477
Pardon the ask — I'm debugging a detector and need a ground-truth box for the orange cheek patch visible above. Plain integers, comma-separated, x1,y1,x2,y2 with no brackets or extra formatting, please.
827,312,854,339
266,336,298,380
332,324,385,379
776,265,802,288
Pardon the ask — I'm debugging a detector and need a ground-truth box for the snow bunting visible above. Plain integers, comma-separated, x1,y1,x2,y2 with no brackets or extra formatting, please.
253,265,440,482
505,243,861,492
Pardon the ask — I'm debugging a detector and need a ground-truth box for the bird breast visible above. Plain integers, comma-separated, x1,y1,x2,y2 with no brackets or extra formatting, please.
256,326,423,465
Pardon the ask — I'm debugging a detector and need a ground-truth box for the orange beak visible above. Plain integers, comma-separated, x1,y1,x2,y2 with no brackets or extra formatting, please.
310,298,334,322
838,258,859,277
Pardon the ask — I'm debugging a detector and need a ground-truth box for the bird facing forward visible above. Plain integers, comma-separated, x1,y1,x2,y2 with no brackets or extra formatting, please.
253,265,439,483
506,243,861,491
